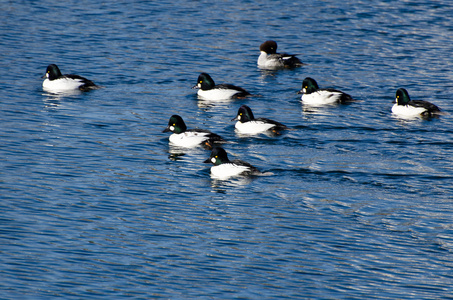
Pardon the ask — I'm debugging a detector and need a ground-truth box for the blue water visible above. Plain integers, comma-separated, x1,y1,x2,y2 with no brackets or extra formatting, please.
2,0,453,298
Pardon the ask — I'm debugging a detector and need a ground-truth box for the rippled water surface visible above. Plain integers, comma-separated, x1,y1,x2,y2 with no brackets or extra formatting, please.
2,0,453,299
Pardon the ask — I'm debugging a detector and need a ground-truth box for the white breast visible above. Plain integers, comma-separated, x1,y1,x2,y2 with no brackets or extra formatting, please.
257,52,283,69
235,121,275,134
43,78,84,91
210,163,250,179
169,132,210,148
197,88,240,101
301,90,342,105
391,104,427,118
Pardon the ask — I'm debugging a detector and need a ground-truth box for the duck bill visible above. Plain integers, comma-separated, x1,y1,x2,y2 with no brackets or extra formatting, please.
192,83,200,89
203,158,212,164
202,140,214,150
231,116,239,121
297,89,304,94
162,127,170,133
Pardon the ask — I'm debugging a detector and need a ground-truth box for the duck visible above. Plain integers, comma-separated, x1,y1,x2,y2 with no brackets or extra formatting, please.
257,40,303,69
298,77,353,105
42,64,97,92
192,73,250,100
204,147,261,179
232,105,287,135
392,88,441,118
163,115,224,148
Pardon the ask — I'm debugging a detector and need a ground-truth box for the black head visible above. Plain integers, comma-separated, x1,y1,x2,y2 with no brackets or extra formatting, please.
203,146,230,165
259,40,278,54
232,105,255,122
299,77,319,94
44,64,63,80
192,73,215,90
163,115,187,134
395,88,411,105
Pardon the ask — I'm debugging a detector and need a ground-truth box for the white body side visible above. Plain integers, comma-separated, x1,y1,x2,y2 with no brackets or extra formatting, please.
43,78,85,91
197,88,240,101
235,121,275,134
210,163,250,179
301,90,342,105
169,132,209,148
391,104,427,118
257,52,283,69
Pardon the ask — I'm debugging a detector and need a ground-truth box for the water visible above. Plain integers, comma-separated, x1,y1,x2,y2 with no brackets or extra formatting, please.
2,0,453,298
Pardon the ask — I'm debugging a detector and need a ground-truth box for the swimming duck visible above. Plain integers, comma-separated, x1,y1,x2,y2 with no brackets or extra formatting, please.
392,88,441,118
257,40,303,69
192,73,250,100
42,64,97,92
298,77,353,105
163,115,224,148
232,105,287,135
204,147,261,179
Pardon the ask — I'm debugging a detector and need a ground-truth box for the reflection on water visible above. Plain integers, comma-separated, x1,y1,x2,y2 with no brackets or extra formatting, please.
233,128,285,138
42,89,82,101
258,69,282,82
197,97,236,110
209,175,255,190
42,97,62,109
300,103,341,118
391,112,443,122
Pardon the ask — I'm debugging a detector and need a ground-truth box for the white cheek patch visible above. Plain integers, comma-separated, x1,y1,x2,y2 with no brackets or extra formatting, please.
237,115,241,121
303,88,306,93
169,126,174,131
211,157,216,164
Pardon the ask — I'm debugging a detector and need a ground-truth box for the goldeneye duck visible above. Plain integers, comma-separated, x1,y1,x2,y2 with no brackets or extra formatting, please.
298,77,353,105
232,105,287,135
163,115,224,148
203,147,261,179
192,73,250,101
392,88,441,118
42,64,97,92
257,40,303,69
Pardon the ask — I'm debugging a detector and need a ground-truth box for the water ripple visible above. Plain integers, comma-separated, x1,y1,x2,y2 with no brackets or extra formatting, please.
2,0,453,299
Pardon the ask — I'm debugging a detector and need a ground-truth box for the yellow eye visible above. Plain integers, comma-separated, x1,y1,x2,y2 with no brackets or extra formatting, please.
215,155,218,158
239,113,242,115
172,123,175,126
